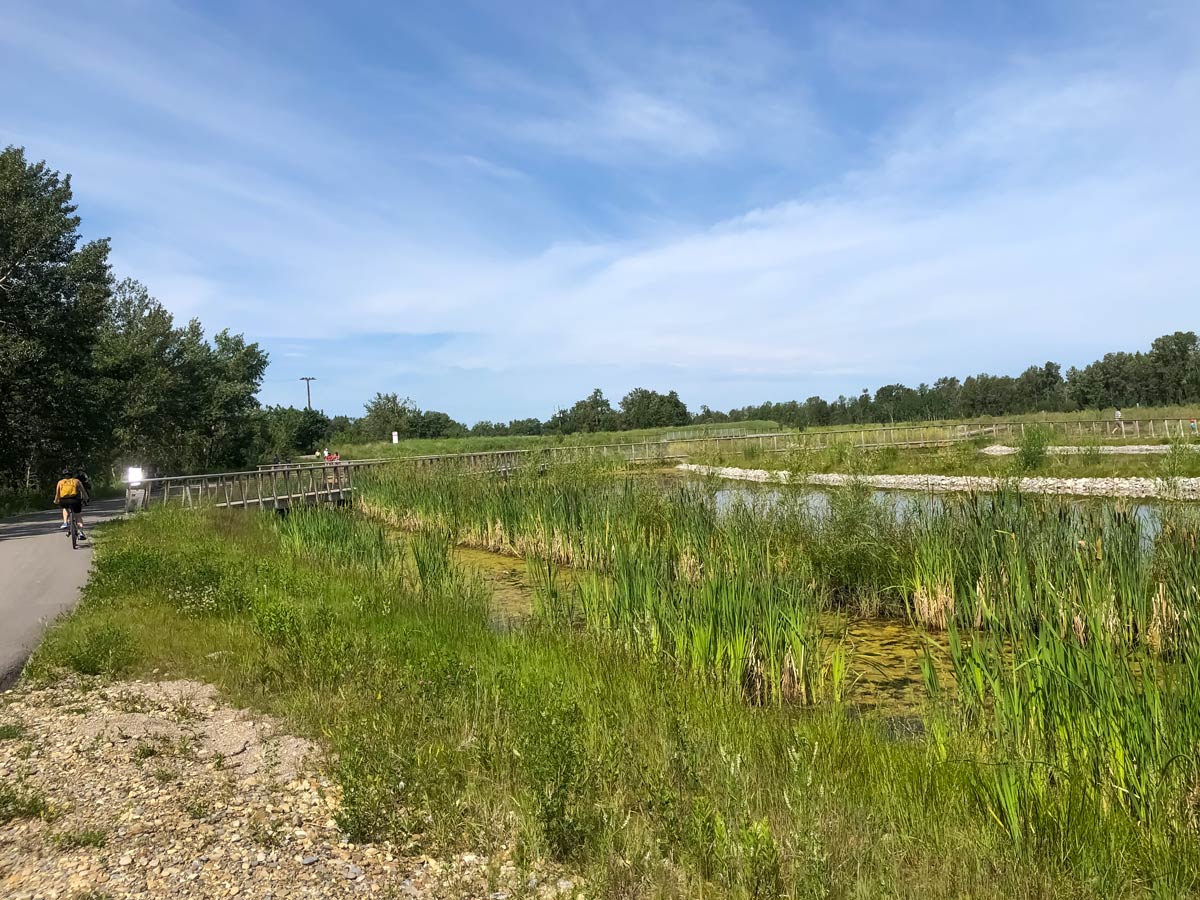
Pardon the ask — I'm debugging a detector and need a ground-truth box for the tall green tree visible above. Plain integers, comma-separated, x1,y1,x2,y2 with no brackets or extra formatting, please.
546,389,620,434
257,405,330,458
1145,332,1199,405
359,392,415,441
619,388,691,429
95,278,267,474
0,146,112,488
95,277,187,470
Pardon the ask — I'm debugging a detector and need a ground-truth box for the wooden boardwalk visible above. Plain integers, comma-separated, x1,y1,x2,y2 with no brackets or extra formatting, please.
127,462,373,511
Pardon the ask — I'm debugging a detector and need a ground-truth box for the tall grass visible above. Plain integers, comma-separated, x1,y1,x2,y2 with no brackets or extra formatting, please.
358,462,1186,645
360,463,1200,854
336,421,784,461
691,439,1200,479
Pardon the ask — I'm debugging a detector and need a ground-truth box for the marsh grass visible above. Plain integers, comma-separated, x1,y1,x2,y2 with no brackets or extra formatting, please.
1013,424,1052,473
27,480,1200,897
337,421,784,461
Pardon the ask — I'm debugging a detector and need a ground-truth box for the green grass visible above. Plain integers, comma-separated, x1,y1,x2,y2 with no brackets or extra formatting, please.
26,489,1200,898
801,404,1200,432
688,438,1200,479
0,723,25,740
49,828,108,849
333,421,783,461
0,488,49,517
0,780,50,824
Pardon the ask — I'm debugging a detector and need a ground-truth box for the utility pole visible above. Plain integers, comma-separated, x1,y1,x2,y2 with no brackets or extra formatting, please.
300,377,316,410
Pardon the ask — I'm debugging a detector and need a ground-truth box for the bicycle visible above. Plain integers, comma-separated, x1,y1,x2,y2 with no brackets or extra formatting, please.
66,509,80,550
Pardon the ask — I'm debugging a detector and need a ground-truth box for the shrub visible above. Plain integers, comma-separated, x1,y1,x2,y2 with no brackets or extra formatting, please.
1013,425,1052,473
49,828,107,849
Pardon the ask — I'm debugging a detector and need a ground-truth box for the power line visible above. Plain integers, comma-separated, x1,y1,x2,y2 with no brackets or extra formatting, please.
300,376,316,410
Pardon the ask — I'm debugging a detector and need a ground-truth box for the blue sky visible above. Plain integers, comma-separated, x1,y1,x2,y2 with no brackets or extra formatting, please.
3,1,1198,422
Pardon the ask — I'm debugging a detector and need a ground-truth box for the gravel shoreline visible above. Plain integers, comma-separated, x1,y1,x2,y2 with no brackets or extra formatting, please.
678,463,1200,499
1,678,578,900
980,443,1199,456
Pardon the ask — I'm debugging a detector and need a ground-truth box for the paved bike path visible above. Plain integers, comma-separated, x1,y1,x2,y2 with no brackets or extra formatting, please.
0,498,125,689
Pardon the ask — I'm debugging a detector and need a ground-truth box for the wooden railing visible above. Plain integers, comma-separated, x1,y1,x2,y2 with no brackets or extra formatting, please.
126,461,383,511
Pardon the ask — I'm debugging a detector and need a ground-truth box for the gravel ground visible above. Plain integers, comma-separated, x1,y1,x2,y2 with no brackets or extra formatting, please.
0,678,578,900
678,463,1200,499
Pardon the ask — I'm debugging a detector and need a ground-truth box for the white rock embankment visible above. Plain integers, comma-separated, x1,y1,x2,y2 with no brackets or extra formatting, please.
980,444,1199,457
677,464,1200,500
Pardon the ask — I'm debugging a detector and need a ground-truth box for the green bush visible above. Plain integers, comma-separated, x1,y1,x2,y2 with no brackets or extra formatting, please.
1013,425,1052,473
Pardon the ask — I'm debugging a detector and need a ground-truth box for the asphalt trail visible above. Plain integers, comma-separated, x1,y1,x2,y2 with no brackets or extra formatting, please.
0,498,125,689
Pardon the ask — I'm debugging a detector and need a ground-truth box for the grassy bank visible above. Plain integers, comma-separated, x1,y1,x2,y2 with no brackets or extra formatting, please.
332,421,782,461
0,488,49,517
357,461,1200,629
800,405,1200,433
0,483,125,518
685,437,1200,480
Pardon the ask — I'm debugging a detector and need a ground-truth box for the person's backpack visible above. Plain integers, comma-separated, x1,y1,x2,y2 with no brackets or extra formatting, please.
59,478,80,499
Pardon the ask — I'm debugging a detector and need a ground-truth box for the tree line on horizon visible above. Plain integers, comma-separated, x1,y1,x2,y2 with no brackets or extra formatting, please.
306,332,1199,447
697,333,1200,429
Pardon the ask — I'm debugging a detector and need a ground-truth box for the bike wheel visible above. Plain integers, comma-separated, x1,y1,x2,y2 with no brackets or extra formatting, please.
70,520,77,550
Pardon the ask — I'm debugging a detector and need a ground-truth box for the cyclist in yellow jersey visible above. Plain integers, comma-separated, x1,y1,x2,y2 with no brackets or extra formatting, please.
53,470,90,541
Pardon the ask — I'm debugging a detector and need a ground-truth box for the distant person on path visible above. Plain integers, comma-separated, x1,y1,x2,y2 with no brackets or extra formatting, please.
1113,408,1123,435
1191,417,1197,434
53,469,89,540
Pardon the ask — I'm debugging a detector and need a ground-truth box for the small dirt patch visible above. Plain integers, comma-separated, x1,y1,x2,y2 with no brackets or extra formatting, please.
0,677,574,899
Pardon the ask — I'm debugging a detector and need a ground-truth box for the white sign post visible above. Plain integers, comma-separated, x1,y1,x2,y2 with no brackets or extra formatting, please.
392,431,399,444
